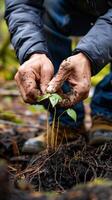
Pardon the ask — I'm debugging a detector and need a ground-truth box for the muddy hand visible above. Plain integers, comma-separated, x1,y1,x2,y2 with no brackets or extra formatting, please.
15,54,54,104
47,53,91,107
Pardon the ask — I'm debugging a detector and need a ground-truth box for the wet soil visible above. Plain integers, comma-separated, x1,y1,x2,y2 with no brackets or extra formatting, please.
20,138,112,192
0,81,112,199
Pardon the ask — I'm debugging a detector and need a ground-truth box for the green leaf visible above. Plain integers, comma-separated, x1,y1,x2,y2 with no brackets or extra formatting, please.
49,94,62,107
37,93,51,102
66,109,77,121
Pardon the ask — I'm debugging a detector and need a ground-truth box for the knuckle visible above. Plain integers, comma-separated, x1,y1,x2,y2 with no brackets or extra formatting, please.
49,67,54,76
60,61,67,69
46,66,54,75
18,63,28,73
43,62,54,73
60,61,72,71
50,64,54,72
18,67,25,74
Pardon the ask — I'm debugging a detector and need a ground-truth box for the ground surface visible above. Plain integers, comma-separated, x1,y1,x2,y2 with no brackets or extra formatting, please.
0,81,112,200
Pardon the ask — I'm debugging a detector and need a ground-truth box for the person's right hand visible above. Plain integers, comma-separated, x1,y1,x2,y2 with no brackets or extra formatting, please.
15,54,54,104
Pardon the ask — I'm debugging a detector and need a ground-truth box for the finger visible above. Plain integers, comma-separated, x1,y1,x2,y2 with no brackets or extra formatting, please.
15,70,40,104
47,59,72,93
40,63,54,94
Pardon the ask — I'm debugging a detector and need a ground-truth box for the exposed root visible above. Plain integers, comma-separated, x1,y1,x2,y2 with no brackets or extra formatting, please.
14,136,112,192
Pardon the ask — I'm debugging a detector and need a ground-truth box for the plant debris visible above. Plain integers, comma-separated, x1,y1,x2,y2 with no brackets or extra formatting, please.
13,136,112,192
0,82,112,200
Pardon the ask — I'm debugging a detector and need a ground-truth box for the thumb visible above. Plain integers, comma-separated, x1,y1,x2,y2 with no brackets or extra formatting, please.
47,59,72,93
40,63,54,94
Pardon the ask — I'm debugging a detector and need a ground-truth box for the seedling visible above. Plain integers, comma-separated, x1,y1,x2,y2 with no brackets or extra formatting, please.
49,93,62,108
37,93,77,149
37,93,77,121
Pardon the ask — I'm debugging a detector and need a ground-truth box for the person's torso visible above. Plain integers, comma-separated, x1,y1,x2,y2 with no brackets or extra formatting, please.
68,0,110,17
44,0,112,36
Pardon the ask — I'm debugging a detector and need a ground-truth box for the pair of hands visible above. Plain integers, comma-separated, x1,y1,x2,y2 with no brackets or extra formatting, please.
15,53,91,107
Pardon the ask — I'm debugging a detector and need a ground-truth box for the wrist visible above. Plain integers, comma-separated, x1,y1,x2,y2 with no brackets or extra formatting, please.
72,49,97,75
76,52,92,75
30,53,46,59
76,52,91,64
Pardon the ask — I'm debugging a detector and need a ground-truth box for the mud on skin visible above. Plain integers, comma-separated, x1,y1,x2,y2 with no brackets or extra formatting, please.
47,53,91,107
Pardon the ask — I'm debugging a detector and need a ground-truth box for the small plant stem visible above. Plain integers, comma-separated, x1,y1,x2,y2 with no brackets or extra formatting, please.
55,118,59,151
55,110,66,150
51,107,56,149
46,103,50,150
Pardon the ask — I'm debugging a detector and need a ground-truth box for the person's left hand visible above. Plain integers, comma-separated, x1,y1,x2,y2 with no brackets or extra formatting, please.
47,53,91,107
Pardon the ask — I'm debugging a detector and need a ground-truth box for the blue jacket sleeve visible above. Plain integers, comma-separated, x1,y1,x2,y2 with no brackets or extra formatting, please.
73,8,112,75
5,0,48,64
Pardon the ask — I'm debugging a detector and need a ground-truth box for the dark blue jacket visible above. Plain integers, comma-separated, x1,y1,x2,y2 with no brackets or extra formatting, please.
5,0,112,75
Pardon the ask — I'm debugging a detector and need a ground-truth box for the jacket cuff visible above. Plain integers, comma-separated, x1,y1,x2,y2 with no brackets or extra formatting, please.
18,42,49,64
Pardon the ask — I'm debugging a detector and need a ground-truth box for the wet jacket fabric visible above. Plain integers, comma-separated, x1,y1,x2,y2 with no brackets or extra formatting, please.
5,0,112,75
